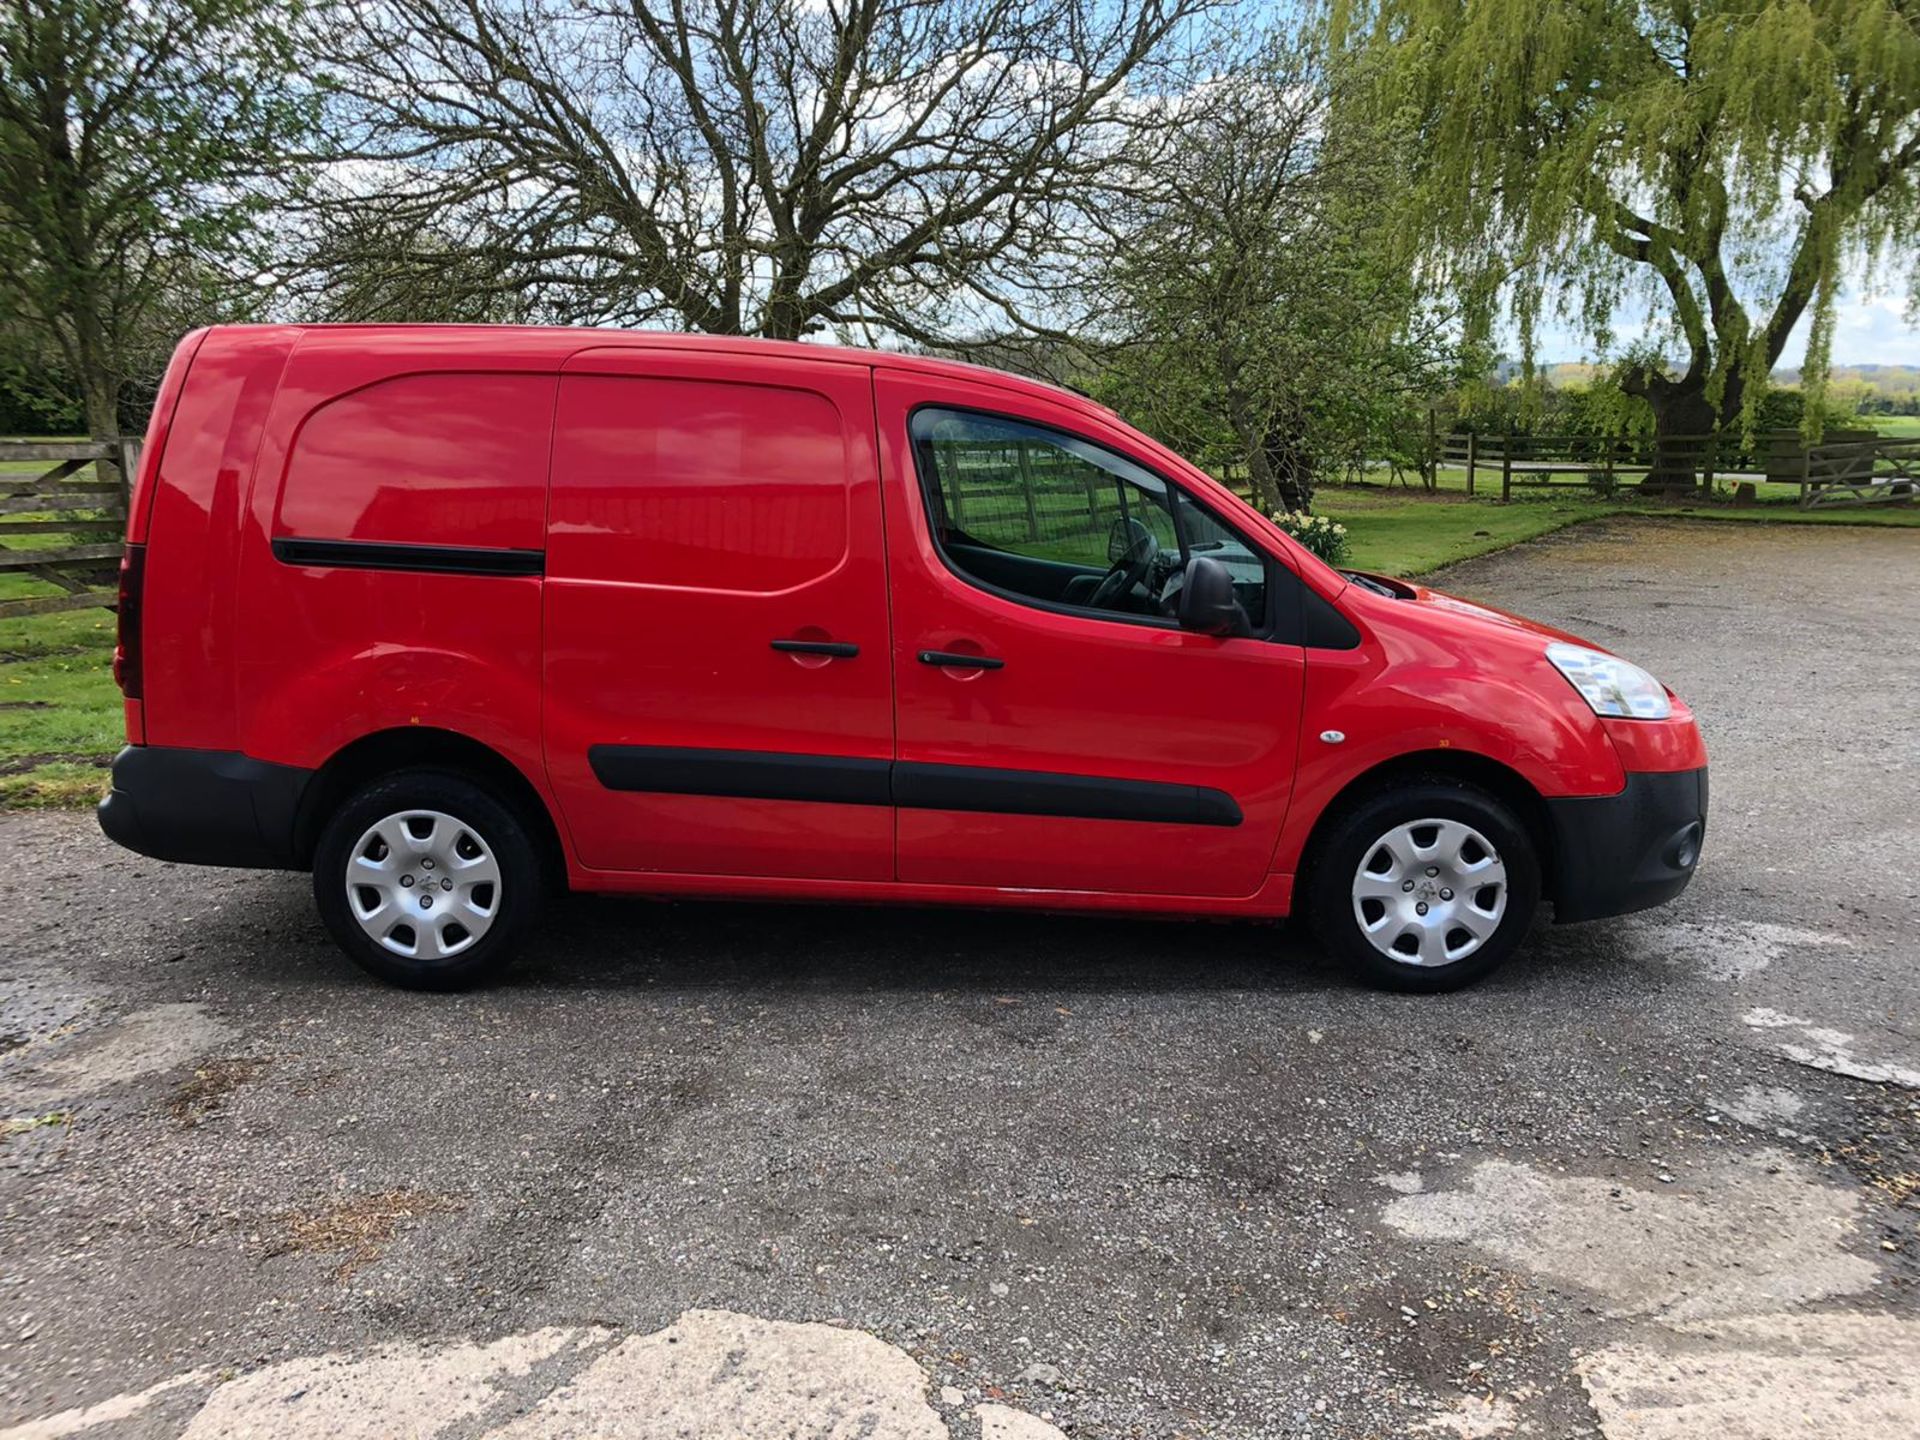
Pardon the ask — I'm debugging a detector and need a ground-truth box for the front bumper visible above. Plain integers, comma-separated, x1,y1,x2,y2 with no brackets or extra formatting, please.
1545,767,1708,923
98,745,311,869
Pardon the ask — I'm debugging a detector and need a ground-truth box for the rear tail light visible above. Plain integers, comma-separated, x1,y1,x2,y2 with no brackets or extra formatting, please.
113,543,146,699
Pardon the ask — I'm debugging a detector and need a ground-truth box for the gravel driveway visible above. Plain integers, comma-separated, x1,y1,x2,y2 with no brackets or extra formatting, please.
2,517,1916,1439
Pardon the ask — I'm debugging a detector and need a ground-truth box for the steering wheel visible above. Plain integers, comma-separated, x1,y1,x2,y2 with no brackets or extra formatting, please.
1088,517,1158,610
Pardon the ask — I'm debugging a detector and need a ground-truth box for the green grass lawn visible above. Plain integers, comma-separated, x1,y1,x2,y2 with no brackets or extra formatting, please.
1322,489,1619,574
1316,477,1919,570
0,597,120,808
1,443,125,807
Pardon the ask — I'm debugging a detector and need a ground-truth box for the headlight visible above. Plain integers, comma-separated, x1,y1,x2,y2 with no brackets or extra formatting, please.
1545,642,1672,720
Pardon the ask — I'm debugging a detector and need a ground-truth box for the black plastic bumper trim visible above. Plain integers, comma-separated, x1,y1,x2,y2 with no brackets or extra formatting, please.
1546,767,1708,923
272,537,544,577
588,746,1243,827
98,745,312,869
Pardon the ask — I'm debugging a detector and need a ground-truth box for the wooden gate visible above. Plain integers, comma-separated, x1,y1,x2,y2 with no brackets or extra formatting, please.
0,439,138,620
1800,437,1920,507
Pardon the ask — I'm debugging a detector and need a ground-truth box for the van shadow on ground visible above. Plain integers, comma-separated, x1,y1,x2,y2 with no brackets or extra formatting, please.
191,868,1660,1001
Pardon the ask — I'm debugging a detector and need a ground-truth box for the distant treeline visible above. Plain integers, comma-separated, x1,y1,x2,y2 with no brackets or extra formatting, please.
1507,363,1920,419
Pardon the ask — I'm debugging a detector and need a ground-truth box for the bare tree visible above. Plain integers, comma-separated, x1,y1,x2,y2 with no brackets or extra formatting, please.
295,207,540,324
313,0,1225,341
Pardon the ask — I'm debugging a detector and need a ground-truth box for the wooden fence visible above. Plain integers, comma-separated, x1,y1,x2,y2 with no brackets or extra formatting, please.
1434,429,1914,506
0,438,138,620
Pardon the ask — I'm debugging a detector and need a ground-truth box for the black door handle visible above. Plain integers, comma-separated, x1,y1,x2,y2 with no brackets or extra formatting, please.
918,649,1004,670
772,639,859,658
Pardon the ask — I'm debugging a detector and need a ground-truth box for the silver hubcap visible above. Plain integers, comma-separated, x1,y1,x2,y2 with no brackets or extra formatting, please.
1352,818,1508,967
346,810,501,961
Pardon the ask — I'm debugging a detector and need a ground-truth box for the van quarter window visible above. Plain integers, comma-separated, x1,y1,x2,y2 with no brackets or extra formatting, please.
277,372,553,552
550,374,848,590
910,407,1267,628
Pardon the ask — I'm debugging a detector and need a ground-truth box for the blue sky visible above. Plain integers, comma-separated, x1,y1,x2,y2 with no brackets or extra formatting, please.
1529,286,1920,370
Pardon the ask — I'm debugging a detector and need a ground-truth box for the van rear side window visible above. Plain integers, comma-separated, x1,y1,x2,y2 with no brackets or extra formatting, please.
277,373,555,551
548,375,849,591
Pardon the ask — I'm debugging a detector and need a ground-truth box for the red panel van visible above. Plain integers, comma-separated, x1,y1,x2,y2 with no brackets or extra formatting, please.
99,326,1708,992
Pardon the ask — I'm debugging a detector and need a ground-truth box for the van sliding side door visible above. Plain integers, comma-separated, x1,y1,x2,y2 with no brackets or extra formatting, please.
541,347,896,880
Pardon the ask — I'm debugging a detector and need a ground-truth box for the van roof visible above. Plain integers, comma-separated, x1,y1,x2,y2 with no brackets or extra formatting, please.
228,323,1110,419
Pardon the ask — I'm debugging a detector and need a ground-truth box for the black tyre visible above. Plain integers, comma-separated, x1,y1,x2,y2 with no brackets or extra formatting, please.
1306,778,1542,993
312,769,542,989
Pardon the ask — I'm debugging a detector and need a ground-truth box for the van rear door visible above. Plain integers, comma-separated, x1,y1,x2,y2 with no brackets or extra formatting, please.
541,346,894,880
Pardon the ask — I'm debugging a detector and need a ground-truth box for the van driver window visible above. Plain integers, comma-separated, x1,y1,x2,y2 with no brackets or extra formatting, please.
910,407,1265,626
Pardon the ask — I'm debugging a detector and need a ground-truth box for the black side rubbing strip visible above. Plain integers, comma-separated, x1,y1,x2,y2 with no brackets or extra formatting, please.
589,746,1242,826
589,746,894,806
272,537,545,577
894,761,1241,826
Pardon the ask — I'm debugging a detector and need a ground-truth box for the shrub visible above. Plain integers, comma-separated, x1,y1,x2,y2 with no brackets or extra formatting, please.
1270,510,1350,563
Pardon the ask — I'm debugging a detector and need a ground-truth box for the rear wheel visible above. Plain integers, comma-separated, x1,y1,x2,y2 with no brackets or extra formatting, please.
1307,779,1541,993
313,769,542,989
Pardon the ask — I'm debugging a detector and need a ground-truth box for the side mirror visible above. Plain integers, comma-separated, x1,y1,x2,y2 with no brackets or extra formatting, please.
1178,556,1244,636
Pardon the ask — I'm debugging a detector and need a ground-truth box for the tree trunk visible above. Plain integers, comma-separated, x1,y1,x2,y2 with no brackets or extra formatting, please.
82,374,124,494
1622,357,1754,498
1640,383,1718,496
1243,443,1285,513
1272,460,1312,513
1261,428,1314,512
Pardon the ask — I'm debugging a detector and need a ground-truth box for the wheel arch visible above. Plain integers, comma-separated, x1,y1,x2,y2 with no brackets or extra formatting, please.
1294,749,1556,905
294,726,568,886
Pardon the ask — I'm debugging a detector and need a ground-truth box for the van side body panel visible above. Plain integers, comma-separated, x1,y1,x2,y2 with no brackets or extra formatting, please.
229,332,561,835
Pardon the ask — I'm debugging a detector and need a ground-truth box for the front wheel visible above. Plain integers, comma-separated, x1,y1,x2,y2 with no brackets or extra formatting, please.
312,769,543,989
1306,779,1542,993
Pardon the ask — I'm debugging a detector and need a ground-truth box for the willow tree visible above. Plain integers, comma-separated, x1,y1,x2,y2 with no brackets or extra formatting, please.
1337,0,1920,485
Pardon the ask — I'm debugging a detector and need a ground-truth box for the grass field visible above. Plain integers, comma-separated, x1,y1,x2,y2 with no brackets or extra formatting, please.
0,603,121,808
1,446,125,808
1,437,1915,810
1326,481,1919,582
1322,488,1619,573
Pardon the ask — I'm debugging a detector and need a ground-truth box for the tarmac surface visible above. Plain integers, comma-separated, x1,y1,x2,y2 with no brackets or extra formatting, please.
2,517,1916,1438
